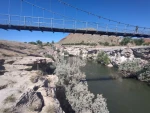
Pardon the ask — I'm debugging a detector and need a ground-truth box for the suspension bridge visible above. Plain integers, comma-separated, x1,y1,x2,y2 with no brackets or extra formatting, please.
0,0,150,38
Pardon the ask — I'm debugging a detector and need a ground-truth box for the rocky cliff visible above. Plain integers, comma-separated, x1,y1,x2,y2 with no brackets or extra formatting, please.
0,40,65,113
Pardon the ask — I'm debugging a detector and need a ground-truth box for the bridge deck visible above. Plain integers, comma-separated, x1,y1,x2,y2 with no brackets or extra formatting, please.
0,24,150,38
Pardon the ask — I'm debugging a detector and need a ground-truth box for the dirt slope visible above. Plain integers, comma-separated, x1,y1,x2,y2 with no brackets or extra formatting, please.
0,40,51,58
59,33,121,45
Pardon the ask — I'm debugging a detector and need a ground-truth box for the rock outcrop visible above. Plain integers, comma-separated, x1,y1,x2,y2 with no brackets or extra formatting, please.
13,89,44,112
62,46,150,67
0,56,64,113
132,47,150,60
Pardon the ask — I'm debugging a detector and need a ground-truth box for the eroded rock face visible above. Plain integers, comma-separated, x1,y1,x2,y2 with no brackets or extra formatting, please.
132,47,150,60
0,59,5,65
121,48,133,58
0,59,5,75
13,89,44,112
0,55,64,113
13,56,53,65
1,57,55,76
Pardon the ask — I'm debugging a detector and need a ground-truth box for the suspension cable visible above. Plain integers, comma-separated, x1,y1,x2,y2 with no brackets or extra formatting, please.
22,0,73,19
8,0,10,14
21,0,146,33
56,0,149,29
32,5,33,17
43,9,44,18
20,0,23,25
20,0,22,16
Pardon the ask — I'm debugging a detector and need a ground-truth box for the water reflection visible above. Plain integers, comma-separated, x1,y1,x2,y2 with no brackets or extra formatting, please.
82,61,150,113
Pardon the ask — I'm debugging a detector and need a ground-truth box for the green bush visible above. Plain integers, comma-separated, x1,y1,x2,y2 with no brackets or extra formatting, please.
4,94,16,104
120,37,132,45
118,59,143,77
96,51,110,65
98,42,103,45
138,61,150,82
36,40,42,45
52,40,55,44
143,42,150,46
111,44,115,46
104,42,109,46
133,39,144,45
90,43,97,46
28,42,37,45
1,108,12,113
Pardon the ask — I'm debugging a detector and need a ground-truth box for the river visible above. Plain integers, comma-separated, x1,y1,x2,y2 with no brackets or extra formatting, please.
82,61,150,113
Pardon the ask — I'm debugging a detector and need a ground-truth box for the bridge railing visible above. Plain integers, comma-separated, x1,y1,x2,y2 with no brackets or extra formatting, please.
0,13,149,35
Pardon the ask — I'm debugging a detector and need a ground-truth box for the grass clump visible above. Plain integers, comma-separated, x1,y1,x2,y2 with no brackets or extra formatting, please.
1,108,12,113
4,94,16,104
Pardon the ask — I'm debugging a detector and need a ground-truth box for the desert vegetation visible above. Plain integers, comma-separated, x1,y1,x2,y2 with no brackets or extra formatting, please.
120,37,145,46
28,40,54,47
118,59,150,83
3,94,16,104
118,59,143,77
56,57,109,113
96,51,110,65
1,107,12,113
138,61,150,82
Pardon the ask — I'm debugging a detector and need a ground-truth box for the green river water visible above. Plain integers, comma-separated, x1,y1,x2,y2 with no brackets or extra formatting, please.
82,61,150,113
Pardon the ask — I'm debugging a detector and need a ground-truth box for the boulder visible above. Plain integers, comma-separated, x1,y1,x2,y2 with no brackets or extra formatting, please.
121,48,133,57
107,63,113,67
13,89,44,112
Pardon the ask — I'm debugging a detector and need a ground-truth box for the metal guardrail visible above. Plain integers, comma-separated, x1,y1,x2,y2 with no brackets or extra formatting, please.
0,13,150,36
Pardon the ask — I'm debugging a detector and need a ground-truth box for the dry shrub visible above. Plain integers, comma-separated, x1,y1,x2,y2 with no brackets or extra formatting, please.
4,94,16,104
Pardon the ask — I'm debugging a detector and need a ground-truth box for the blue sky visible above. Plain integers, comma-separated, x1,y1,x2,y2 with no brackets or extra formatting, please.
0,0,150,42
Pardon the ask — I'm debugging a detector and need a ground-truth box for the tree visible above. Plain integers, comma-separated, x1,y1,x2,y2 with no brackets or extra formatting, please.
52,40,54,44
36,40,42,45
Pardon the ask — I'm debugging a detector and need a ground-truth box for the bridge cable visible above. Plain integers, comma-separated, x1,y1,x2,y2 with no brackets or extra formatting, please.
57,0,149,30
20,0,145,34
43,9,44,18
22,0,73,20
20,0,23,25
22,0,118,28
8,0,10,14
32,4,33,17
22,0,105,29
20,0,22,16
8,0,11,24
